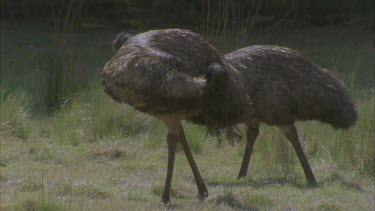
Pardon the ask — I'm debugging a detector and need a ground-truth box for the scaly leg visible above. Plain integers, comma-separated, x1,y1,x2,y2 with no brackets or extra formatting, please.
238,120,260,178
160,133,178,204
161,119,208,204
278,124,318,186
179,127,208,199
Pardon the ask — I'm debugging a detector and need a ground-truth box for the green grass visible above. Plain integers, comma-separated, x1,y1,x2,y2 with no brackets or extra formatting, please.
1,89,374,210
1,20,374,210
0,88,33,140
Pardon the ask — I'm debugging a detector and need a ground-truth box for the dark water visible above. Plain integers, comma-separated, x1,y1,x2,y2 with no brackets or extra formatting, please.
1,20,374,101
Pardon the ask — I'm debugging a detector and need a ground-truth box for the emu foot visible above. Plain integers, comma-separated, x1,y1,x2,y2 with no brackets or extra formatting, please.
196,191,208,200
159,195,171,206
237,171,247,179
305,174,318,187
307,179,318,187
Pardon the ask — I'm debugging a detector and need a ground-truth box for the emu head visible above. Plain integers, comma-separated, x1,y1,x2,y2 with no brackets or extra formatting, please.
206,62,254,123
206,63,228,86
112,32,133,54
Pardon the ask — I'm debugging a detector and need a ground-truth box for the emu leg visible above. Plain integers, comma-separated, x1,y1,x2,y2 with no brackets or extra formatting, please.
179,128,208,199
161,133,178,204
279,124,318,186
238,120,260,179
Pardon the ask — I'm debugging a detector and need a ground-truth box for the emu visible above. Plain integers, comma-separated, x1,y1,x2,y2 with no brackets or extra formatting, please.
101,29,253,204
224,45,357,185
102,30,357,203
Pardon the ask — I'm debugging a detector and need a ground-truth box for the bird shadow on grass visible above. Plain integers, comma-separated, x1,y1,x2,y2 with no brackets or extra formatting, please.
319,173,364,192
215,193,257,211
151,183,193,200
207,173,365,192
213,190,273,211
206,176,309,189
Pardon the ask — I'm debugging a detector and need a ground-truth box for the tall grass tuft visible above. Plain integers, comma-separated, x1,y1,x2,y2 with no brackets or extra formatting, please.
200,0,294,53
38,0,88,113
39,47,92,113
201,0,251,51
0,87,33,140
82,86,156,139
45,85,157,145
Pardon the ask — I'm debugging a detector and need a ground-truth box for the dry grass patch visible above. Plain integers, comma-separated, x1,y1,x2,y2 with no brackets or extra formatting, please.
88,147,127,160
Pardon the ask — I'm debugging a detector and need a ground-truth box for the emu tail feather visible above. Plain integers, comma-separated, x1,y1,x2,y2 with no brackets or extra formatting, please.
317,69,358,129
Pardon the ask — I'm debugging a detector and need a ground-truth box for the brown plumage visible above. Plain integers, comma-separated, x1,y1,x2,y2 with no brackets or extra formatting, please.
101,29,253,204
224,45,357,185
102,30,357,202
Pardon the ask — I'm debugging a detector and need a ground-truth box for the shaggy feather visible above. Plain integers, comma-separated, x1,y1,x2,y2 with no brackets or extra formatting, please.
101,29,254,133
225,45,357,129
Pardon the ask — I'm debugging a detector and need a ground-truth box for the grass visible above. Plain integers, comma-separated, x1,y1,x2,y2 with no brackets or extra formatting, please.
1,19,374,210
0,88,33,140
1,90,374,210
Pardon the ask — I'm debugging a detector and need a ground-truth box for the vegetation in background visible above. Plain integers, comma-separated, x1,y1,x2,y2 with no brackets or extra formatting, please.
38,0,87,112
2,0,373,27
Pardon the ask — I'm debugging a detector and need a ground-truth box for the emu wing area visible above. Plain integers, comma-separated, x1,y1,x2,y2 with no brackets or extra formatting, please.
225,45,356,128
101,29,253,127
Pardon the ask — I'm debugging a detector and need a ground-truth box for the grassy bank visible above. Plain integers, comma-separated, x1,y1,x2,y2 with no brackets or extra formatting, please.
1,20,374,210
1,87,374,210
